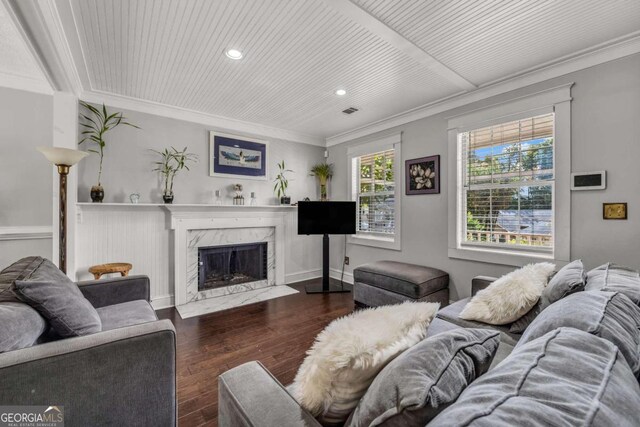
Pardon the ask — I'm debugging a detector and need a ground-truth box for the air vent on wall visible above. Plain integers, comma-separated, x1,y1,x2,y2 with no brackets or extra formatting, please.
342,107,359,115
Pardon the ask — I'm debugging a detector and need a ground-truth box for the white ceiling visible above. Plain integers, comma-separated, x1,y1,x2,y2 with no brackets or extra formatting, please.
4,0,640,141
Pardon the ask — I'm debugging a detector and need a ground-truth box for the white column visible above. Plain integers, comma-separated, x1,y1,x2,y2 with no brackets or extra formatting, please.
52,92,78,280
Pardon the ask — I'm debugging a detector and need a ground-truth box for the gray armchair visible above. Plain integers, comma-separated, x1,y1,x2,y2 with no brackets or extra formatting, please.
0,275,176,427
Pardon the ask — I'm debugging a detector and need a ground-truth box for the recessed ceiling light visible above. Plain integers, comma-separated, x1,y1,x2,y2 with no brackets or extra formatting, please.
335,89,347,96
225,49,243,60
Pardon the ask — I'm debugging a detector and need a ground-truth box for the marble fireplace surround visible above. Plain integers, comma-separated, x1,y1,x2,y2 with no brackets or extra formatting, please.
166,206,286,307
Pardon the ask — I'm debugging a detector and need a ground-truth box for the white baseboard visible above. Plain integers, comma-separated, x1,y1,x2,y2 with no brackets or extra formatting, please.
151,294,175,310
330,268,354,284
285,268,322,284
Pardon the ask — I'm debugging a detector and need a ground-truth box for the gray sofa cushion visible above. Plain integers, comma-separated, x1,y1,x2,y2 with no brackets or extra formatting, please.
13,259,101,337
97,300,158,331
346,329,500,427
353,261,448,299
510,259,586,333
0,256,44,303
586,262,640,306
0,302,47,353
517,290,640,377
436,298,521,346
429,327,640,426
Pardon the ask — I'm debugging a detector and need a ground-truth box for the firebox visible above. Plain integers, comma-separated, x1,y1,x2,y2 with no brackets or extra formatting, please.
198,242,268,291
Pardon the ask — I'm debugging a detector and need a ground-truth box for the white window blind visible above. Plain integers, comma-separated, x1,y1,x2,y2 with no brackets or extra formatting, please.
460,113,554,250
355,148,395,236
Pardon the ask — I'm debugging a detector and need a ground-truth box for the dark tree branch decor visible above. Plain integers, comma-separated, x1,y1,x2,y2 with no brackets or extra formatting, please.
152,146,198,204
78,101,140,202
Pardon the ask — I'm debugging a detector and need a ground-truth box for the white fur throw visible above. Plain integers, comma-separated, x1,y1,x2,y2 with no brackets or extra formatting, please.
459,262,555,325
291,301,439,425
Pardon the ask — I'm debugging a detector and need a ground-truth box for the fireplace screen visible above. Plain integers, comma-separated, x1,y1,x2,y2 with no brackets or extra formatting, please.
198,242,268,291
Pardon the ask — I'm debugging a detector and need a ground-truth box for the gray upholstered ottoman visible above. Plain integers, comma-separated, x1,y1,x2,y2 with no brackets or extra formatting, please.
353,261,449,308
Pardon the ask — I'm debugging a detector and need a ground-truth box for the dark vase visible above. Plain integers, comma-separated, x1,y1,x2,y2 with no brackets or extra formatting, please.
280,196,291,205
90,185,104,203
163,194,174,204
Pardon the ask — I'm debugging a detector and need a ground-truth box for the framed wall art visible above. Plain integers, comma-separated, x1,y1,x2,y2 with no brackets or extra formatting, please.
209,131,268,180
406,155,440,195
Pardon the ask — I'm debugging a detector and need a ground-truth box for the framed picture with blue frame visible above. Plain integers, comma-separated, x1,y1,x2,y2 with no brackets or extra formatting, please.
209,131,269,180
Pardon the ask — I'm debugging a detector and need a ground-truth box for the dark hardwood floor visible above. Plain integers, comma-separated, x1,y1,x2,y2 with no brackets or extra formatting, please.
157,278,354,426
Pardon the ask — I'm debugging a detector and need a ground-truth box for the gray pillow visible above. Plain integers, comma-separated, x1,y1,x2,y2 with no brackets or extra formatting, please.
517,290,640,377
12,259,101,337
345,329,500,427
510,259,586,333
0,256,45,303
0,302,47,353
429,328,640,426
586,262,640,306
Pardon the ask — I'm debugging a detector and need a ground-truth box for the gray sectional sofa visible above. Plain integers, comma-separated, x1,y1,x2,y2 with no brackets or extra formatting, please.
0,257,176,427
218,264,640,426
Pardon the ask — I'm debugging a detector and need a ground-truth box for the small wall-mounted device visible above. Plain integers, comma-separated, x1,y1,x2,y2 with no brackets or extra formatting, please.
571,171,606,190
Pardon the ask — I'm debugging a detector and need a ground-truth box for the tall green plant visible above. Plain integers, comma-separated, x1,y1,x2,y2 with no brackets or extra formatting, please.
78,101,140,186
273,160,293,198
310,163,333,201
152,147,198,196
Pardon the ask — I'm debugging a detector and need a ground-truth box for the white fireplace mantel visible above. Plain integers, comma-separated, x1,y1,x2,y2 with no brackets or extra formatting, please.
165,206,287,306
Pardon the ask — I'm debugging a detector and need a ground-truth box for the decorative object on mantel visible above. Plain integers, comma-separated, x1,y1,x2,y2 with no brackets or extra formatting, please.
406,155,440,195
310,162,334,201
129,193,140,204
274,160,293,205
37,147,89,273
233,184,245,205
250,192,257,206
152,146,198,204
78,101,140,203
603,202,627,220
209,131,268,180
213,190,223,205
88,262,133,280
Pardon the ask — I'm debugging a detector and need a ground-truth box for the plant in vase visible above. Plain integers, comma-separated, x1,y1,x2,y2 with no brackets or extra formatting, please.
78,101,140,202
152,147,198,204
274,160,293,205
310,162,333,201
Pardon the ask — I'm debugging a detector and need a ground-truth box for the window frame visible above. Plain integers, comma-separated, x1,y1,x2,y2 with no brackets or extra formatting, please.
347,133,402,251
447,84,572,266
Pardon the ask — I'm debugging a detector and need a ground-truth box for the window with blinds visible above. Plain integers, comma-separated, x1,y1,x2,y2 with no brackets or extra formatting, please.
354,148,395,236
459,113,554,250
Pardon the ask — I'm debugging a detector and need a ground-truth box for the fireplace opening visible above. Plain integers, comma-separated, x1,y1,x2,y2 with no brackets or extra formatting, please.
198,242,268,291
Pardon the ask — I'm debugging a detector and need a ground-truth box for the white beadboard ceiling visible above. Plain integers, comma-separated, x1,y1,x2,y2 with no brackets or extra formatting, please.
32,0,640,139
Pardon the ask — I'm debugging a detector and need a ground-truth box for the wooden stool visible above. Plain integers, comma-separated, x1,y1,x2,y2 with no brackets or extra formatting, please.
89,263,133,280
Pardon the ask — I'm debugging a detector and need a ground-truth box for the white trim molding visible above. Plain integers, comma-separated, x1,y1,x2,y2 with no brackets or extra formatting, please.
447,83,572,267
0,72,53,95
0,226,53,241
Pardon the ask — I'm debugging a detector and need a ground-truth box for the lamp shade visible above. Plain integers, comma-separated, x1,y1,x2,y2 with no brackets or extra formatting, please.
37,147,89,166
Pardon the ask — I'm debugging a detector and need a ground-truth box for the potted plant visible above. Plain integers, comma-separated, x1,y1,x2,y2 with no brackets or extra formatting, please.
273,160,293,205
310,162,333,201
152,146,198,203
78,101,140,202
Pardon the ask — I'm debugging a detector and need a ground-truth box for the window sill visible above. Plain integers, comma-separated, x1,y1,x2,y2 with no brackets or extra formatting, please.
448,246,554,267
348,234,401,251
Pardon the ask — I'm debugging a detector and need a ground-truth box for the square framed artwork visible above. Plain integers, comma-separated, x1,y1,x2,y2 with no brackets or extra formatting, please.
405,155,440,195
209,131,268,180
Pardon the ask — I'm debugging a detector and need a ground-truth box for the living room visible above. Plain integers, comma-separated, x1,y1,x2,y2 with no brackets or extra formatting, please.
1,1,640,426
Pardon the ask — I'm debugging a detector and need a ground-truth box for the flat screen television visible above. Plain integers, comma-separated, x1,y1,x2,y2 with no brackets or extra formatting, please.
298,201,356,235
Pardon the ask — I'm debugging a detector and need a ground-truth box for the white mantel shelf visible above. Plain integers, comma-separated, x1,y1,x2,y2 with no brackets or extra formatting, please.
77,203,297,209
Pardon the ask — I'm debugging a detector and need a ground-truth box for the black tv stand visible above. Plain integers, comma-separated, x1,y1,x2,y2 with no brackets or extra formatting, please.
305,234,351,294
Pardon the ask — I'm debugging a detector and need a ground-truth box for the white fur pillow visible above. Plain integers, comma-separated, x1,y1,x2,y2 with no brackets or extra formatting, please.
459,263,555,325
291,301,439,425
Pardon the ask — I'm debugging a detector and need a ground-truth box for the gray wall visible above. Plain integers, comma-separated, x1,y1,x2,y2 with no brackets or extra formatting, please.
0,87,53,268
77,107,326,205
328,53,640,300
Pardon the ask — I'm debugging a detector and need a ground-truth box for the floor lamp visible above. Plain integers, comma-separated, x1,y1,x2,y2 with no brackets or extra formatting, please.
38,147,89,274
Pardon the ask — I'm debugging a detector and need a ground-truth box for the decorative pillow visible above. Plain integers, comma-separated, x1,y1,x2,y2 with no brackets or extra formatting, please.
586,263,640,306
459,262,555,325
509,259,585,333
429,328,640,426
0,256,45,303
345,329,500,427
291,301,439,426
517,290,640,376
12,259,101,337
0,302,47,353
